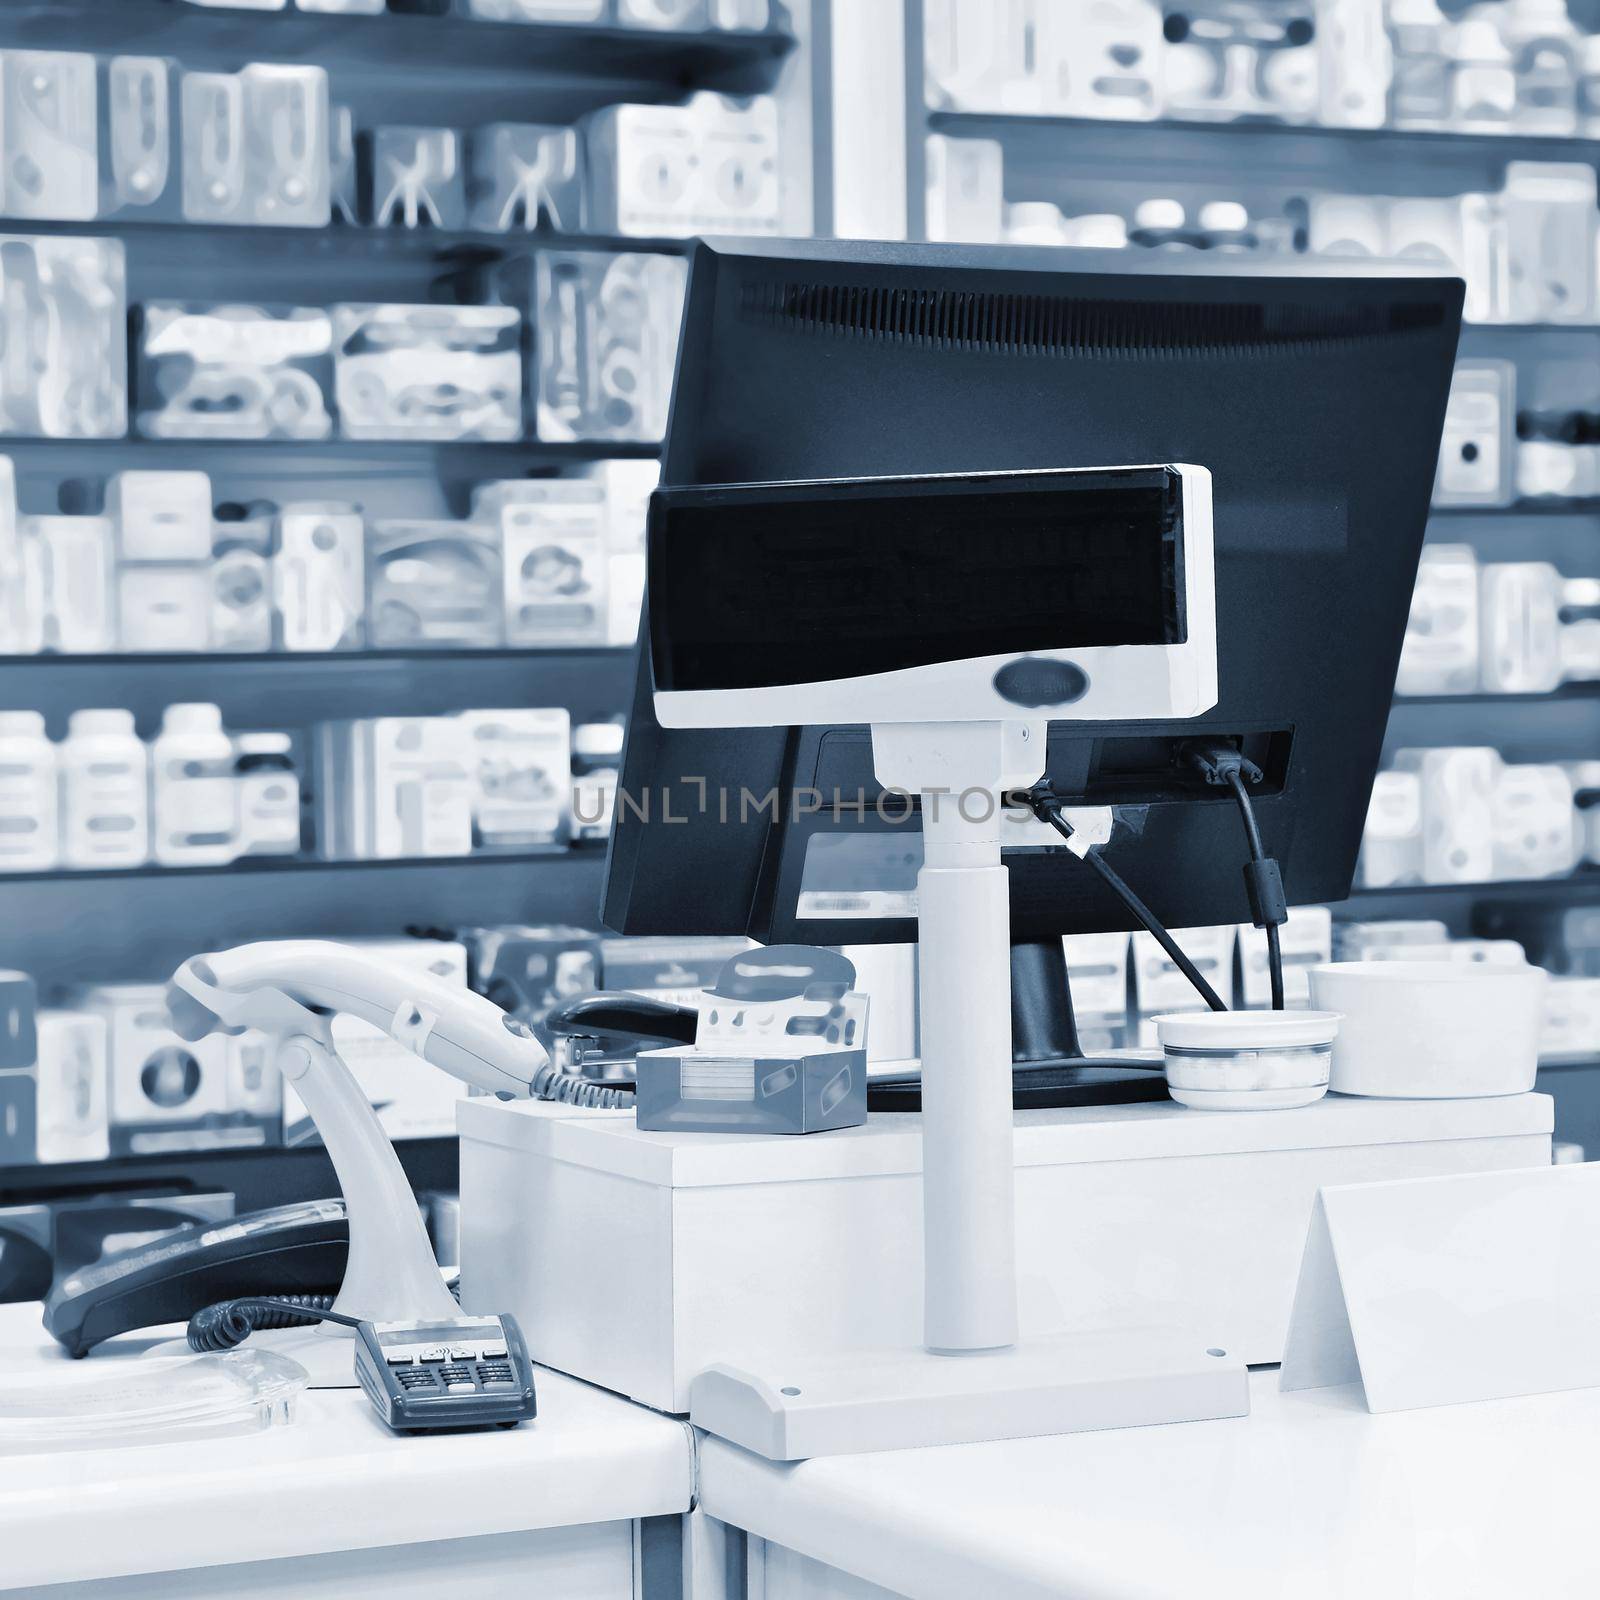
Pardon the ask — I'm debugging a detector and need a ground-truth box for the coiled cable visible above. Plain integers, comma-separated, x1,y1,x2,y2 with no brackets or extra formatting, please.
531,1060,634,1110
186,1294,357,1353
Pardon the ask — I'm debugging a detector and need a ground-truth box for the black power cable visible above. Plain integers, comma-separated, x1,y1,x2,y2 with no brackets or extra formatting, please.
1179,742,1289,1011
1022,787,1229,1014
1223,769,1285,1010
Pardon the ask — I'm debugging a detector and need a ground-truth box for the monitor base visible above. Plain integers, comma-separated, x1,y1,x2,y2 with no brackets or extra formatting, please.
868,1057,1168,1113
689,1329,1249,1461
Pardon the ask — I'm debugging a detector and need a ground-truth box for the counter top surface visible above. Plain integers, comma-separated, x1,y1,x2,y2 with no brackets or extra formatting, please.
699,1365,1600,1600
0,1302,694,1591
459,1091,1555,1187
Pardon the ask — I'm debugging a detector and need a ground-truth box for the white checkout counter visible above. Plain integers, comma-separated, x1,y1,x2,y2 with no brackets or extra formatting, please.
696,1368,1600,1599
3,1089,1588,1599
0,1302,693,1599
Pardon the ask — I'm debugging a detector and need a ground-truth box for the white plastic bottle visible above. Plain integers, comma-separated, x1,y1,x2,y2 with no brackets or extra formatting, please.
0,711,59,871
150,703,240,868
59,709,149,870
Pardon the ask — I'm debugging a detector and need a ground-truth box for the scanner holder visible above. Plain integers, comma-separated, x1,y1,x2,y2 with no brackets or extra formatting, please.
161,963,462,1389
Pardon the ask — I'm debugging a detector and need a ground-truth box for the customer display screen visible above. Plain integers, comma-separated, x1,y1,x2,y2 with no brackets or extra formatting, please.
651,469,1186,693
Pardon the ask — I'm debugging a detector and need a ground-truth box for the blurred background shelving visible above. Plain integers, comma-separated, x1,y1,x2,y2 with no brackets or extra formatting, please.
0,0,818,1223
6,0,1600,1242
899,0,1600,1152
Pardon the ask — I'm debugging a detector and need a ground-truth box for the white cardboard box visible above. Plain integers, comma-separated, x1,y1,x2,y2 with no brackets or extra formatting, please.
459,1091,1553,1414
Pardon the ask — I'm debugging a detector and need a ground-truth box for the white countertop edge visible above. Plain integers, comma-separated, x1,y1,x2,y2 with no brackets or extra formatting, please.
459,1092,1555,1189
0,1308,694,1591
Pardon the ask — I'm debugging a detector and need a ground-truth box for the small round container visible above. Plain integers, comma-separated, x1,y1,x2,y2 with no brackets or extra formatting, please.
1151,1011,1343,1111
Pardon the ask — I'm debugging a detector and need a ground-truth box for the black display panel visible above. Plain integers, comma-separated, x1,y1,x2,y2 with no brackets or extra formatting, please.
603,238,1464,946
650,469,1185,694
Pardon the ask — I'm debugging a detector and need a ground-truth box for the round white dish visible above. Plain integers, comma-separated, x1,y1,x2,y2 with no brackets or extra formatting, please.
1306,960,1547,1098
1150,1010,1342,1111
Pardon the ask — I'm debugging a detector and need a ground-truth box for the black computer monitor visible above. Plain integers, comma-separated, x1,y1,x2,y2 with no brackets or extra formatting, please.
600,239,1462,1102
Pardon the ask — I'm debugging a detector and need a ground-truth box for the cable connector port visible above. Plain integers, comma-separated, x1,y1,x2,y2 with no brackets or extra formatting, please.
1178,739,1263,788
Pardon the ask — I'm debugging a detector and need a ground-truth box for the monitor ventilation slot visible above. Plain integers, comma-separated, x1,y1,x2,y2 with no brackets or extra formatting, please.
741,282,1446,357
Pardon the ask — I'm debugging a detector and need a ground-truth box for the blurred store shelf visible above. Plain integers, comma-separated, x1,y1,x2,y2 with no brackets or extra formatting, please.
0,647,635,729
0,3,795,93
1343,874,1600,917
931,108,1600,182
1392,684,1600,708
0,849,609,990
1430,500,1600,517
0,841,605,887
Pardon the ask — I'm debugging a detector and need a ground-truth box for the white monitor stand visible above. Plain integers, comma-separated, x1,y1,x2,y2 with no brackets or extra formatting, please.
688,719,1250,1461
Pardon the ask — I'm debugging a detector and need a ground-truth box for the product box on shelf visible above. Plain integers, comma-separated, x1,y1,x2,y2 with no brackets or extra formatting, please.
138,303,334,441
1062,934,1139,1056
0,972,38,1167
585,93,781,238
1316,0,1390,128
469,123,585,233
1237,905,1333,1008
180,72,247,224
333,303,522,442
924,134,1004,244
1565,762,1600,866
30,516,116,654
242,64,332,229
1393,746,1499,885
180,65,331,227
1501,162,1597,325
3,51,98,222
1395,545,1480,697
79,983,275,1156
317,716,475,860
525,249,687,443
0,236,127,440
461,0,608,19
210,511,275,654
498,482,609,646
616,0,710,29
1489,762,1578,881
0,457,44,655
459,708,572,847
118,565,212,653
108,471,214,564
283,940,472,1144
572,720,623,841
1162,1,1319,123
120,576,204,649
464,925,602,1043
1480,561,1552,693
0,973,38,1073
1333,919,1450,962
1540,977,1600,1063
274,501,364,652
33,1010,110,1165
369,127,467,230
366,519,502,648
1132,925,1236,1038
585,456,659,644
102,55,174,218
1357,769,1425,889
1434,363,1515,508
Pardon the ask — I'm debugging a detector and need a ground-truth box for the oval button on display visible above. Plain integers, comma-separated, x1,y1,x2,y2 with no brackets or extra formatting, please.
993,657,1090,708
